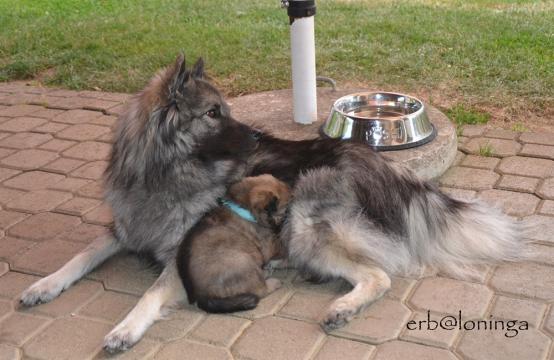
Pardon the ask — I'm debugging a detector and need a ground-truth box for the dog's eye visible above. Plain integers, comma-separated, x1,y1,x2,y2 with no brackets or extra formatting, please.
205,108,219,118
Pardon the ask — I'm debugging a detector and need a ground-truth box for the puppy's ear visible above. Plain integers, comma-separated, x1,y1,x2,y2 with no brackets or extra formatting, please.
192,58,205,79
228,179,251,206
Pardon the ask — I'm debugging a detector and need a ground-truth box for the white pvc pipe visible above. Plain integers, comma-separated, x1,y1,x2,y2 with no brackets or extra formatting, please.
290,16,317,124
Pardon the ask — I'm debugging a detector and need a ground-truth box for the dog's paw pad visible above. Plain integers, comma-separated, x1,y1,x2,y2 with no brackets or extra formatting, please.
103,327,137,354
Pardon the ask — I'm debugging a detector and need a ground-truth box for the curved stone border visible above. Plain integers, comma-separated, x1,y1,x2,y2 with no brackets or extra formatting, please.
229,88,457,180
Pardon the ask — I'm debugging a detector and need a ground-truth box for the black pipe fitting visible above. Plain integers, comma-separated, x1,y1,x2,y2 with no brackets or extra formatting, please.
287,0,316,18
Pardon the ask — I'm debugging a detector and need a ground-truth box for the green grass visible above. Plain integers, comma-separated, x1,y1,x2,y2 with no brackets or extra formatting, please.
511,122,529,132
0,0,553,114
456,125,465,137
478,142,494,157
446,104,491,126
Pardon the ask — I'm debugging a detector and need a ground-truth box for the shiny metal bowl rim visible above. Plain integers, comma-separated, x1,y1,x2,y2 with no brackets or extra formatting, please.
321,91,436,151
331,91,426,121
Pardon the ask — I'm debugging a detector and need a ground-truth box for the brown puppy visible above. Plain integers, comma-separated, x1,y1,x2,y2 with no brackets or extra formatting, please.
176,174,290,313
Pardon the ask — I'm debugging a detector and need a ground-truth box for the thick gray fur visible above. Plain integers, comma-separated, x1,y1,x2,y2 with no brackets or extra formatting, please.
105,54,257,265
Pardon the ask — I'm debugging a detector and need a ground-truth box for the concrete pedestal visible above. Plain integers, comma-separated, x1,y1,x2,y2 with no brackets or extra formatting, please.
229,88,458,180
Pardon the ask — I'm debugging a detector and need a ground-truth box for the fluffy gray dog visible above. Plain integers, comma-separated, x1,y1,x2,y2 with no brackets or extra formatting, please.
20,54,259,352
247,130,526,330
19,54,527,352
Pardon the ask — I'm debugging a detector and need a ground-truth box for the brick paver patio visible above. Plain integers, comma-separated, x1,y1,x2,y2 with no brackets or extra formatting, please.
0,82,552,360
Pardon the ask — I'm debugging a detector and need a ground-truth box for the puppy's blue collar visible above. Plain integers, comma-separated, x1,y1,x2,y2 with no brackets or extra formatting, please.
218,198,257,223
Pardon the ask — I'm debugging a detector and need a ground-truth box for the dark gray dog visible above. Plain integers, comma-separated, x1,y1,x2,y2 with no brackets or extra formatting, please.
19,54,527,352
248,138,526,329
20,54,258,352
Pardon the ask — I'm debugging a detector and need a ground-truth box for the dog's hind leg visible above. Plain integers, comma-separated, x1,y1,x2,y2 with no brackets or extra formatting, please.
322,263,391,331
103,259,186,353
287,215,391,331
20,234,120,306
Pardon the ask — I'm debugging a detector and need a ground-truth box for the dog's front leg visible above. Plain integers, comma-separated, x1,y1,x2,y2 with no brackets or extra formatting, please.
103,259,186,353
20,234,120,306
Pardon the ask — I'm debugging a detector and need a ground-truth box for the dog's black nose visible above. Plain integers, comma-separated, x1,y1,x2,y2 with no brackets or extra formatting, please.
264,196,279,215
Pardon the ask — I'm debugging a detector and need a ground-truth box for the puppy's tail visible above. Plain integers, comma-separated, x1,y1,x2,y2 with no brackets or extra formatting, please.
197,293,259,314
407,191,530,278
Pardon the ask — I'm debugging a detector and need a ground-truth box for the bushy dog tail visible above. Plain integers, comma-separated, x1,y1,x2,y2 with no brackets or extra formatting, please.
197,293,259,314
407,191,530,278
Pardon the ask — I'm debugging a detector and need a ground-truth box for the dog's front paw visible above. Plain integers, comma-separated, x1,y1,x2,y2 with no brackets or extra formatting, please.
103,325,139,354
321,300,356,332
20,277,64,307
265,278,282,293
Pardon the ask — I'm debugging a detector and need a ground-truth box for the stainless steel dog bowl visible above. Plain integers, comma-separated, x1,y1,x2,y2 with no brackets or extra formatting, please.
321,92,436,150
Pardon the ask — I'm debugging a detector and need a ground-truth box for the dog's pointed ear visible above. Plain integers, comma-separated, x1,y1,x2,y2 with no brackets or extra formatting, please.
169,53,190,97
173,53,187,83
191,57,205,79
174,53,185,73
